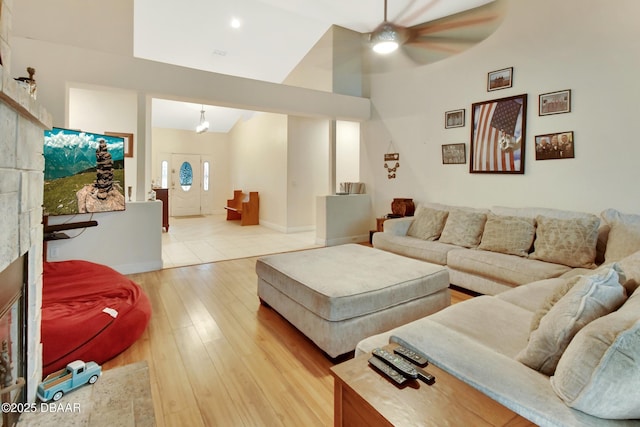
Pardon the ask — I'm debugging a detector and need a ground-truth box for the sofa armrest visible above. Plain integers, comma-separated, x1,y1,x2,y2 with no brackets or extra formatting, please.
383,217,414,236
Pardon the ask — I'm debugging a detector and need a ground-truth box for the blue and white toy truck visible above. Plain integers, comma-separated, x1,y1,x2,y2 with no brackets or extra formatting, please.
37,360,102,402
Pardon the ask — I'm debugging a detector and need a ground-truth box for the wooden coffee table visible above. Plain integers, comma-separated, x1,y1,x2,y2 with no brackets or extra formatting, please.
330,343,536,427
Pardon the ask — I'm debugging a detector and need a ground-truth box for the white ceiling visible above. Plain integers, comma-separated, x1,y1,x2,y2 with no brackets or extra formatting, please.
137,0,496,133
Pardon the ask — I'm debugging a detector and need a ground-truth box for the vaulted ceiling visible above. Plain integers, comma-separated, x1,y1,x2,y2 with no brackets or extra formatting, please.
135,0,504,133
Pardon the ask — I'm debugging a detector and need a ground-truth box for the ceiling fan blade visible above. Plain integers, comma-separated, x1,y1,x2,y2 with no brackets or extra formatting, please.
405,37,478,54
364,0,507,71
398,0,507,65
408,0,507,40
399,43,456,66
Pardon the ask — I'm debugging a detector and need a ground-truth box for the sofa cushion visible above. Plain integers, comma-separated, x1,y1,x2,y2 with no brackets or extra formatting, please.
379,216,414,236
496,277,569,313
478,214,536,257
618,250,640,294
447,248,571,287
491,206,595,220
387,296,535,362
516,265,627,375
439,210,487,248
530,215,600,268
494,206,609,263
406,207,449,240
551,285,640,419
372,232,459,265
601,209,640,263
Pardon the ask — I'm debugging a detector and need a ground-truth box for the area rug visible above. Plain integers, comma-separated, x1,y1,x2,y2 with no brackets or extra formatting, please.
17,361,155,426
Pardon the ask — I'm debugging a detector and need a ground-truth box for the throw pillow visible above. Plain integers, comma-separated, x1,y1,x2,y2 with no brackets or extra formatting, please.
478,214,536,257
516,264,627,375
530,215,600,268
528,275,581,332
601,209,640,262
439,210,487,248
551,286,640,419
406,207,448,241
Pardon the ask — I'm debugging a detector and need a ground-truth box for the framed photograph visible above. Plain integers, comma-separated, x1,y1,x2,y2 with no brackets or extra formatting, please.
442,143,466,164
535,131,574,160
470,93,527,174
539,89,571,116
445,109,465,128
105,131,134,158
487,67,513,91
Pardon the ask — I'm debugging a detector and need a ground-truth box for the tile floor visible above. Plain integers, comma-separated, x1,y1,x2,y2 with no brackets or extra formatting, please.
161,214,322,269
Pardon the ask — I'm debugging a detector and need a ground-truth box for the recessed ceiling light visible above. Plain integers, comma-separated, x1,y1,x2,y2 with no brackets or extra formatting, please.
230,18,241,29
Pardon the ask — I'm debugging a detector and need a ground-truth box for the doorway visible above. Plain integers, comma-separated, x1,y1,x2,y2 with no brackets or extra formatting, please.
169,153,212,216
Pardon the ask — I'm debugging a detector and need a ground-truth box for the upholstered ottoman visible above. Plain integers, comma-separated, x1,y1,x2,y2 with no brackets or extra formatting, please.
256,244,450,358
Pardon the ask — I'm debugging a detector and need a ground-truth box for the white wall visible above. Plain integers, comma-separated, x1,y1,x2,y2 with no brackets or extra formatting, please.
363,0,640,217
316,194,371,246
228,112,288,229
336,120,361,192
287,116,331,231
283,27,333,92
46,202,163,274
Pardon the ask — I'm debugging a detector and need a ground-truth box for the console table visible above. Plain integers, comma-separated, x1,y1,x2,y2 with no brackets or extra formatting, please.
153,188,169,231
330,343,535,427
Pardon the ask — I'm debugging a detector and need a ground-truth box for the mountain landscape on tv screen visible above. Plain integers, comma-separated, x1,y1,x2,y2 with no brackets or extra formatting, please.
43,128,125,216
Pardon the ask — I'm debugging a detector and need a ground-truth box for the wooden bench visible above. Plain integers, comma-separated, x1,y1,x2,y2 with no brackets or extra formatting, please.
225,190,259,226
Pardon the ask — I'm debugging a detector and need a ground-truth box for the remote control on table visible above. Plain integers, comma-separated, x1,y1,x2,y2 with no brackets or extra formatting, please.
368,356,409,386
372,348,418,379
393,345,429,367
415,367,436,385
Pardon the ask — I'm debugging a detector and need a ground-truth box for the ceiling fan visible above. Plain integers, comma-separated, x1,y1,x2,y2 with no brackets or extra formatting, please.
367,0,507,65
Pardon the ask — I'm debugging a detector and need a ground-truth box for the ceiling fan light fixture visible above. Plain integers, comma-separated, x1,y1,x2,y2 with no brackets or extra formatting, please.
371,22,401,54
196,106,209,134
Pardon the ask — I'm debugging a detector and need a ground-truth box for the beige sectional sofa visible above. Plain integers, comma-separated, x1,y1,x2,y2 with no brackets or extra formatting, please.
373,203,634,295
361,204,640,425
356,252,640,426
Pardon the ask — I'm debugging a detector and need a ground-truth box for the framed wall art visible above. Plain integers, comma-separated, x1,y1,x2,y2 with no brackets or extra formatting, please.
442,143,466,164
445,109,465,128
105,131,134,158
487,67,513,91
383,153,400,179
535,131,574,160
470,93,527,174
539,89,571,116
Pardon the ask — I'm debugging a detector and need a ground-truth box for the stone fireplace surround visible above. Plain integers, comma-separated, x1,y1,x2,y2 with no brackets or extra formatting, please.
0,52,52,405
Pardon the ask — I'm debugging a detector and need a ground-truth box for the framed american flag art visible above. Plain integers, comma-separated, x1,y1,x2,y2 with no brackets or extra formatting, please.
469,94,527,174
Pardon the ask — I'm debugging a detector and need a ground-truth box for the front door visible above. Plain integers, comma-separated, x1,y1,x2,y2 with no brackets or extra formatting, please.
170,154,202,216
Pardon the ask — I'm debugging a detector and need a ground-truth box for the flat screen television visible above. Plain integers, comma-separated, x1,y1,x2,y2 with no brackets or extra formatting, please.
43,127,126,216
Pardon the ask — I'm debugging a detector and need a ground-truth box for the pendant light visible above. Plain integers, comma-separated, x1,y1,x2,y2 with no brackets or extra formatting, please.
196,105,209,133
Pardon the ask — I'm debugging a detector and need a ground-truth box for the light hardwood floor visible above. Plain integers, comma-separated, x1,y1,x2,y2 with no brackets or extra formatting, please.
104,256,474,426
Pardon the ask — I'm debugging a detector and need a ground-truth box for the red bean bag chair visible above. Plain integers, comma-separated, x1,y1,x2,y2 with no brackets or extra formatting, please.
42,260,151,375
